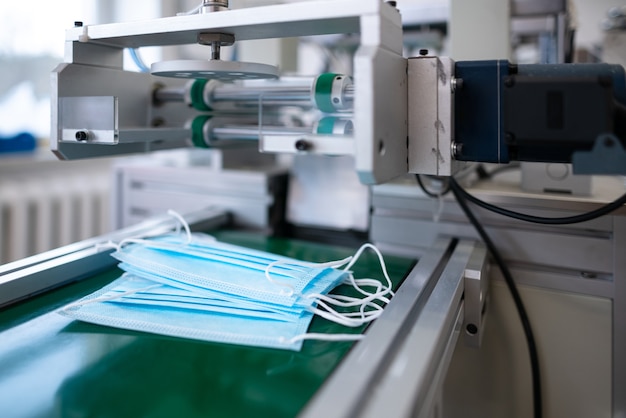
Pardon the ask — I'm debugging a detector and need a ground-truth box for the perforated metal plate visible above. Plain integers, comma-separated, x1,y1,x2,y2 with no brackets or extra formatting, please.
151,59,279,81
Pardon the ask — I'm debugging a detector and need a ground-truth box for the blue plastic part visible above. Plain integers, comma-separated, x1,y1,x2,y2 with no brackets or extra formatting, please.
454,60,510,164
453,61,626,165
0,132,37,153
572,133,626,175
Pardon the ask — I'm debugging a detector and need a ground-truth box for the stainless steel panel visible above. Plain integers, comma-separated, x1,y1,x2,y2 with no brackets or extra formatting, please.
371,215,614,274
613,216,626,417
303,239,484,418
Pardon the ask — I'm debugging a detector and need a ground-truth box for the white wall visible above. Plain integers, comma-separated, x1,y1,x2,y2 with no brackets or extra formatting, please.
571,0,624,50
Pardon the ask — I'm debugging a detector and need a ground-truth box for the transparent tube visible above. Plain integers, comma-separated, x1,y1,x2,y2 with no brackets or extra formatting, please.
154,76,354,111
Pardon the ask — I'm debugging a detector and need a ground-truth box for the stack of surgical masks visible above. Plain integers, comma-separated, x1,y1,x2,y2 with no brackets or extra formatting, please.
60,216,394,351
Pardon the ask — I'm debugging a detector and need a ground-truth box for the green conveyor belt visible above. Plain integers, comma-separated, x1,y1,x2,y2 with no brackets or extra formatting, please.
0,231,415,418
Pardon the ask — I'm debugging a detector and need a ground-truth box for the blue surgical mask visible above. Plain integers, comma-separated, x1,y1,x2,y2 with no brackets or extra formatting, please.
59,211,396,351
60,274,316,351
111,236,349,308
107,274,301,322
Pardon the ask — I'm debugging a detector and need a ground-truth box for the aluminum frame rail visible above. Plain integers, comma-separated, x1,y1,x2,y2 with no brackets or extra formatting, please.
0,207,230,309
302,238,486,418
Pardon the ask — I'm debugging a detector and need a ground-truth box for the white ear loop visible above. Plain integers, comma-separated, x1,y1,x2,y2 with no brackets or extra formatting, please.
307,297,385,327
167,209,192,244
297,243,395,327
278,333,364,346
343,243,394,296
94,210,194,254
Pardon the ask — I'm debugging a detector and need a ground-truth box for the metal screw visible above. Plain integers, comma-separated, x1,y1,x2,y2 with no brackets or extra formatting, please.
504,77,515,88
451,142,463,158
466,323,478,335
151,117,166,127
451,77,464,93
295,139,311,151
505,132,516,145
75,131,89,141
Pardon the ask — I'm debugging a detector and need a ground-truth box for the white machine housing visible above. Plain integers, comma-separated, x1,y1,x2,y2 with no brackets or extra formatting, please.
51,0,412,184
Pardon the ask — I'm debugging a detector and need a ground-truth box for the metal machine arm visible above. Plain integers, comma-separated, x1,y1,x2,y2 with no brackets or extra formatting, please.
51,1,626,182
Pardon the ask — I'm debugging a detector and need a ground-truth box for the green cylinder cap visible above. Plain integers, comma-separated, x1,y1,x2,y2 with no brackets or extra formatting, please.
314,73,340,114
191,115,211,148
316,116,337,135
190,79,212,111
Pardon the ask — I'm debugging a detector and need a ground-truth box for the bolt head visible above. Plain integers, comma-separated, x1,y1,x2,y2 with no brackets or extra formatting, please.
75,131,89,141
197,32,235,46
295,139,311,151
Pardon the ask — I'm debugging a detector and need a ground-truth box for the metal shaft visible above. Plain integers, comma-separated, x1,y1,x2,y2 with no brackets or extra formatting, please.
211,125,312,141
211,85,314,105
210,42,221,60
154,81,354,109
153,86,186,103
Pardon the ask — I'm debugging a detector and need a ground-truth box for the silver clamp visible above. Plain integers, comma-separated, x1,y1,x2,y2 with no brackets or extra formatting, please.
463,243,489,348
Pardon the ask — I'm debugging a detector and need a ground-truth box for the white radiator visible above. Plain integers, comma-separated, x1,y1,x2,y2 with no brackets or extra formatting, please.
0,160,111,264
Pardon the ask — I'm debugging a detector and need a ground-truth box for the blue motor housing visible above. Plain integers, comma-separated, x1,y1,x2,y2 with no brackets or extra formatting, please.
453,61,626,165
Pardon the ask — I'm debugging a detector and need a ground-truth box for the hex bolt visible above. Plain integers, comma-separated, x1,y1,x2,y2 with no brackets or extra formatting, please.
295,139,311,151
75,131,89,141
151,117,166,127
451,77,464,93
466,323,478,335
451,142,463,158
505,132,516,145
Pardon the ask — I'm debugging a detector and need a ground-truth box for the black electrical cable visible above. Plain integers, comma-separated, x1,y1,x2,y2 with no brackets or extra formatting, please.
450,177,626,225
449,180,543,418
415,174,451,198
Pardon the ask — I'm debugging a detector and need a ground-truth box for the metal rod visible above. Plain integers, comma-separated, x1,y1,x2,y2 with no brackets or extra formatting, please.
211,85,314,103
212,83,354,106
211,125,312,141
153,86,186,103
153,81,354,109
210,42,221,60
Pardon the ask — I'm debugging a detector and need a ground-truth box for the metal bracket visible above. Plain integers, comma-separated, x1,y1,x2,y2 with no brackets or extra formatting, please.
463,243,489,348
572,133,626,175
407,56,463,176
